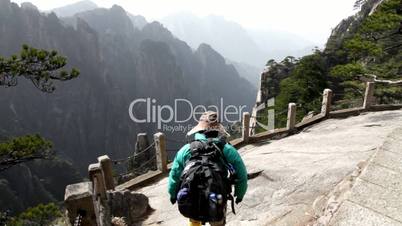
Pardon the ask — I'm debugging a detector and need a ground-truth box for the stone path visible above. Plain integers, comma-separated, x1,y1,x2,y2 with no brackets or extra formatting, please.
328,126,402,226
136,110,402,226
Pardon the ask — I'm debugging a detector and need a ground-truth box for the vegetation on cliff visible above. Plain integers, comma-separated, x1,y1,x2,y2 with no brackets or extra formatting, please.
0,45,79,93
0,0,255,215
258,0,401,129
329,0,402,105
0,135,53,172
0,45,79,171
0,45,81,216
2,203,62,226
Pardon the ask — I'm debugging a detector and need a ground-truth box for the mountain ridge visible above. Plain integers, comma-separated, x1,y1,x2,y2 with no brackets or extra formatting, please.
161,12,317,67
0,0,256,214
256,0,401,130
50,0,98,17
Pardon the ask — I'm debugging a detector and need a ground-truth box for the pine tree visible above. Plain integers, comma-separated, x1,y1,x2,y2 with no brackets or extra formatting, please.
0,45,79,171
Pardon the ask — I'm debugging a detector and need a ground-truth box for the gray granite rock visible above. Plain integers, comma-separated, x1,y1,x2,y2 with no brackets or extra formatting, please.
109,190,151,225
329,200,402,226
360,163,402,192
327,124,402,226
64,182,97,226
348,178,402,222
136,110,402,225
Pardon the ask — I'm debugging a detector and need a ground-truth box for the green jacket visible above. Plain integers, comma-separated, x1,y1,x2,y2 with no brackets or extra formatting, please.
168,133,248,200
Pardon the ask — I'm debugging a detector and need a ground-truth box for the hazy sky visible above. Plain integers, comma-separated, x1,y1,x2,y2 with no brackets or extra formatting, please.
13,0,357,44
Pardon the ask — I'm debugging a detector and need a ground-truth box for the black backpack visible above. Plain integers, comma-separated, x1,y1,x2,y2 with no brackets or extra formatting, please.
176,137,235,223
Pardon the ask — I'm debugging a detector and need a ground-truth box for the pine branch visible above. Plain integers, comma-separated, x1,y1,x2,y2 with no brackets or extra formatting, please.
0,154,53,172
0,45,79,92
359,73,402,84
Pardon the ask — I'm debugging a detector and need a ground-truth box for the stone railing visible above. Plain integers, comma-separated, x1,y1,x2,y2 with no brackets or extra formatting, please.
244,82,402,145
64,81,402,226
64,134,167,226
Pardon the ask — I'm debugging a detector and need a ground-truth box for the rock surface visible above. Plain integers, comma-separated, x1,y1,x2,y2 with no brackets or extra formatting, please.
0,0,256,177
109,190,151,225
64,182,97,226
136,110,402,225
328,126,402,226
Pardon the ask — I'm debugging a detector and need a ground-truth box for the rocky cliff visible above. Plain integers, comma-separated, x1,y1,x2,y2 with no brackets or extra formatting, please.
257,0,401,129
0,0,256,213
50,0,98,17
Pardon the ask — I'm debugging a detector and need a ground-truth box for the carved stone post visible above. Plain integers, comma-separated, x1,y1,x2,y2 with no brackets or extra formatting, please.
64,182,97,226
88,163,111,226
321,89,333,116
133,133,150,169
154,132,167,173
242,112,250,143
267,97,275,131
88,163,106,200
287,103,297,130
363,82,375,109
136,133,149,154
98,155,115,190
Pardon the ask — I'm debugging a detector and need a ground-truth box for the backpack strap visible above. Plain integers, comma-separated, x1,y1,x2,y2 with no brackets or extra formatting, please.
209,138,237,215
228,194,236,215
189,140,205,158
206,138,233,172
189,137,232,171
204,138,237,215
211,138,228,164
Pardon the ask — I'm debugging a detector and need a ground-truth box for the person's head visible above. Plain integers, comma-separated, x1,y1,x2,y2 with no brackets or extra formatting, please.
186,111,230,138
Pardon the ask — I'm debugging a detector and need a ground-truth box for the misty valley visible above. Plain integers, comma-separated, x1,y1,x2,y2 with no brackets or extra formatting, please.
0,0,401,225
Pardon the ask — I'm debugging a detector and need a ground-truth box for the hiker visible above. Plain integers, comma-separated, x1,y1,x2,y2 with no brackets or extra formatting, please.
168,111,248,226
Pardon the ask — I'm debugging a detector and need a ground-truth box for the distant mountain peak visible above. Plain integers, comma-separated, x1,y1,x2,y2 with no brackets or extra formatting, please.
51,0,98,17
69,0,97,8
196,43,226,65
161,11,317,68
142,21,173,38
146,21,166,29
197,43,214,51
127,13,147,30
110,4,125,13
72,5,135,36
20,2,38,11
